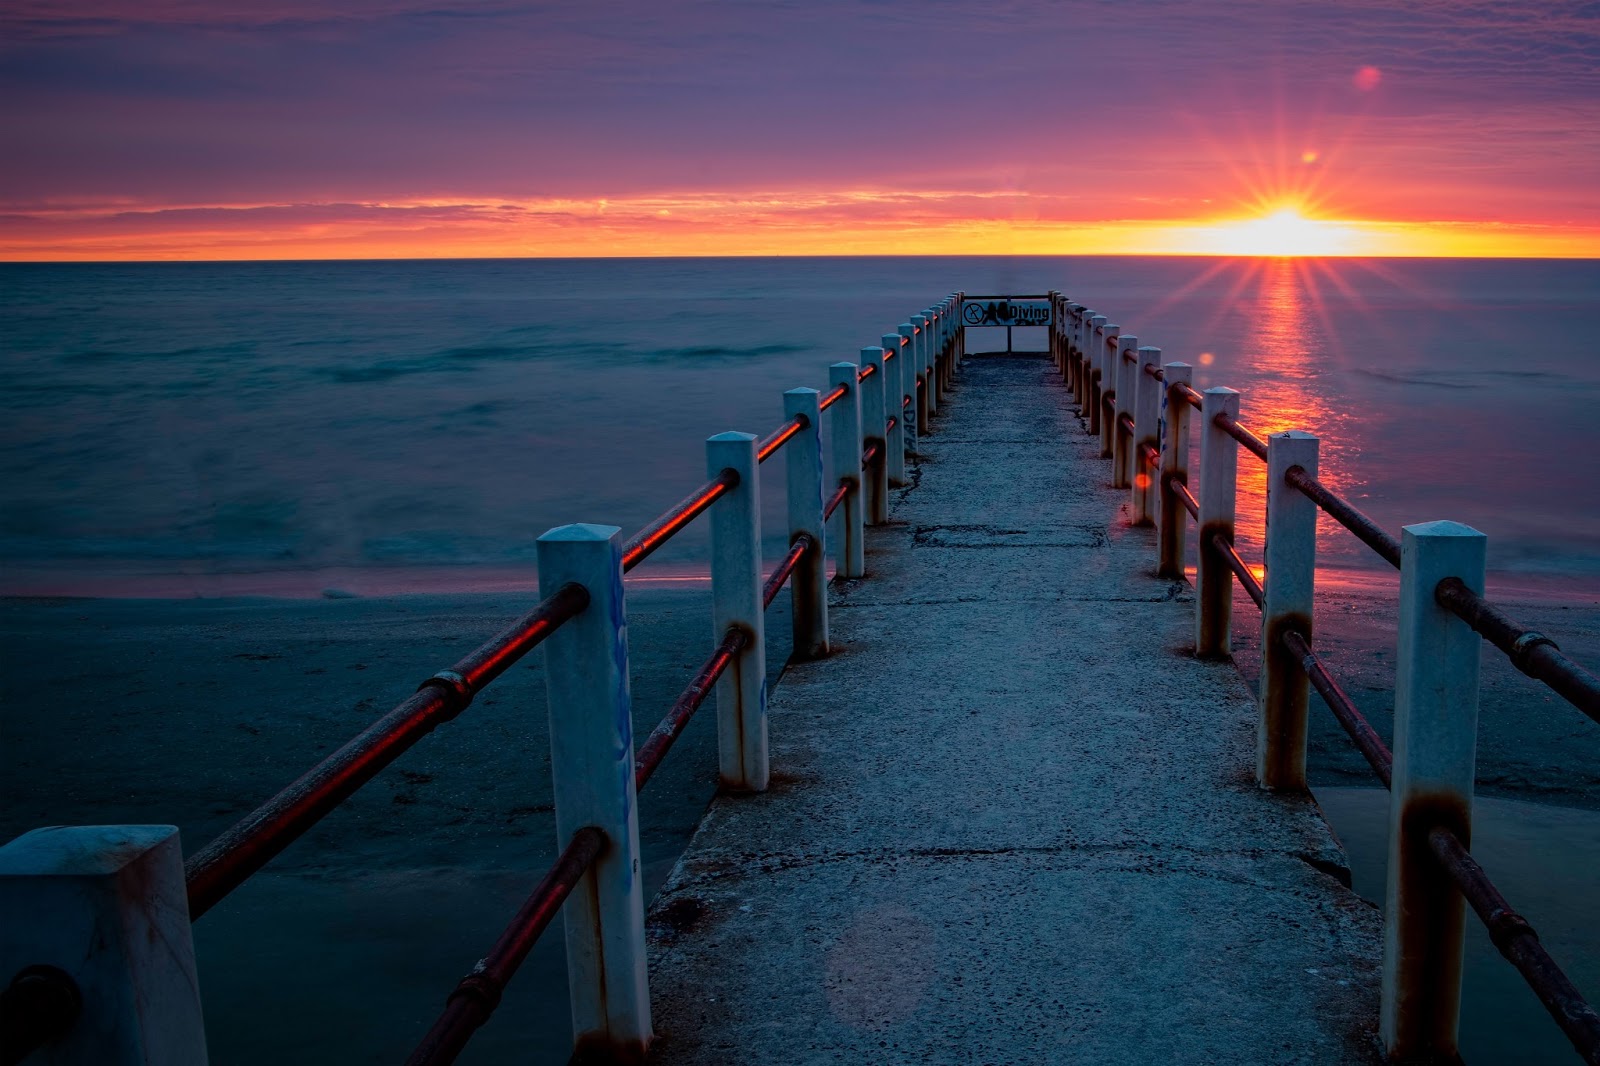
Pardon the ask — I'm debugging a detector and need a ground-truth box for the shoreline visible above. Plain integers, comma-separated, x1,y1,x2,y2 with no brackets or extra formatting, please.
6,558,1599,604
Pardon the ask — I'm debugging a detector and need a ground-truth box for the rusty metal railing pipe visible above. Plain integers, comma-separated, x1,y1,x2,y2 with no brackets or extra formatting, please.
762,533,815,611
1284,465,1401,569
1214,410,1268,462
1426,826,1600,1064
621,471,738,572
1167,474,1199,520
183,581,590,919
1173,381,1204,410
755,413,806,464
404,826,606,1066
1279,629,1393,787
1436,577,1600,726
1210,529,1265,609
635,628,748,793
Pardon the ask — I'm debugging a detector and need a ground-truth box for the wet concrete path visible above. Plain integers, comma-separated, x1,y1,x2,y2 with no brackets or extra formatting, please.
644,353,1382,1064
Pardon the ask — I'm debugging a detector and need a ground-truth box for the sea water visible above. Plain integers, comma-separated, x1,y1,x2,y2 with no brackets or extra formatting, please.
3,256,1599,594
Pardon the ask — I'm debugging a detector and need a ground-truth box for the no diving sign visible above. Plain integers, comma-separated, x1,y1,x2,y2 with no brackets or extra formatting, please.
960,298,1052,327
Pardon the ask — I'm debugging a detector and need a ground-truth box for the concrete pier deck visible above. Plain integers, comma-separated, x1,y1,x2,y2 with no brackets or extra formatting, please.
644,353,1383,1064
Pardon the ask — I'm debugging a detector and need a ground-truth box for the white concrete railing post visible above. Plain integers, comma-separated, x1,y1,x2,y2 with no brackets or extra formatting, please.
1158,362,1194,578
895,324,919,462
1077,307,1093,408
859,346,890,524
1100,327,1125,462
0,825,208,1065
783,388,829,659
883,332,910,485
1068,306,1086,403
826,362,865,576
945,295,958,391
956,290,965,364
535,523,652,1057
1196,387,1240,658
1048,291,1062,371
922,309,940,415
1089,317,1110,441
1131,346,1163,524
1112,334,1137,486
1381,521,1487,1062
1258,432,1320,790
912,314,932,431
705,432,768,792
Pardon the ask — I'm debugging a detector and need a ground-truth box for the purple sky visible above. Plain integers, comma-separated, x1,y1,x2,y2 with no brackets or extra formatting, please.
3,1,1597,257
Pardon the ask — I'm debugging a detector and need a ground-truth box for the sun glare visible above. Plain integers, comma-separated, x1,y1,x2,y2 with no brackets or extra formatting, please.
1201,206,1363,257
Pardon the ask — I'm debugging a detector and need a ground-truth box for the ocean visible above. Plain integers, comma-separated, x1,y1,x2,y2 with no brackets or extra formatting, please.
2,256,1596,1063
4,256,1599,595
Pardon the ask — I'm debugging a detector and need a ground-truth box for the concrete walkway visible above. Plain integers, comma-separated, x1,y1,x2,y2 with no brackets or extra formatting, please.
645,354,1382,1064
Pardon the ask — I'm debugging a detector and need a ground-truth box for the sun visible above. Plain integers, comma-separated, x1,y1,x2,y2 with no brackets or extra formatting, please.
1200,205,1365,257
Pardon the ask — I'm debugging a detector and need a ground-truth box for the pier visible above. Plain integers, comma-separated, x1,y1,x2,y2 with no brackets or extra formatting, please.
2,293,1598,1064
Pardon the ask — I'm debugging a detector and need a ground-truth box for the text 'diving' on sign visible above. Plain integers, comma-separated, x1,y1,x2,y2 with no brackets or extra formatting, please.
961,299,1053,328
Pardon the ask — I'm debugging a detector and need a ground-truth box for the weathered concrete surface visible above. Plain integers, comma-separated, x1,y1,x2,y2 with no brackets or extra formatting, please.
645,354,1383,1064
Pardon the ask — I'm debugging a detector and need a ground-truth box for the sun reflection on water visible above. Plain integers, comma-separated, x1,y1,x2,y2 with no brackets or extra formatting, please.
1213,259,1359,565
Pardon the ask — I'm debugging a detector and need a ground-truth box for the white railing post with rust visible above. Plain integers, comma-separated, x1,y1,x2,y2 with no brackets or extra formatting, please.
945,296,958,390
1381,521,1487,1062
1069,306,1085,403
1100,326,1124,461
0,825,209,1065
1196,387,1240,657
884,332,910,485
896,324,918,463
923,309,939,415
1112,334,1137,485
1087,316,1106,434
827,362,865,575
956,291,965,363
1132,346,1162,524
1158,362,1194,578
706,432,768,791
535,522,652,1056
860,346,890,524
1076,307,1092,407
1048,291,1061,371
913,313,932,431
783,388,828,659
1259,431,1320,790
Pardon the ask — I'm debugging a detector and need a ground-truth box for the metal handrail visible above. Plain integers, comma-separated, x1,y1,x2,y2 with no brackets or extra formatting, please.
763,534,815,610
823,480,851,521
183,581,590,919
635,628,749,793
405,826,607,1066
1427,827,1600,1062
1173,382,1203,410
756,414,807,463
1213,411,1268,462
1168,474,1199,519
1279,630,1392,786
621,471,738,572
1283,465,1401,568
1436,578,1600,725
1208,529,1264,608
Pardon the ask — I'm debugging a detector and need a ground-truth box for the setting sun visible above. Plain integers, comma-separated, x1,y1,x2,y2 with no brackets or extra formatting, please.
1198,206,1365,257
